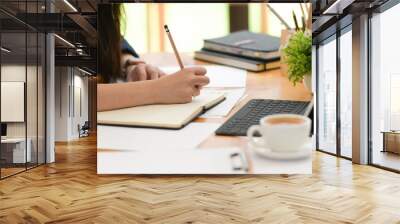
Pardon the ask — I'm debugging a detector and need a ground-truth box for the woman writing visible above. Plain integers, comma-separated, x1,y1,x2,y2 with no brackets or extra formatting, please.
97,4,209,111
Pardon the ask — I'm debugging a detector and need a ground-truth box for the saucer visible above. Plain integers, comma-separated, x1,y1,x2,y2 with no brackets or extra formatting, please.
248,140,312,160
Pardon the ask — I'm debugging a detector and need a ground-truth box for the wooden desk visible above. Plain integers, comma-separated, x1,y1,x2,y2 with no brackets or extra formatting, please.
381,131,400,154
98,53,313,174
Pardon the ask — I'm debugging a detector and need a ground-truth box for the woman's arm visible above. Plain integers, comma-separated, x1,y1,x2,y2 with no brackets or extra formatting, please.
97,67,209,111
97,80,159,111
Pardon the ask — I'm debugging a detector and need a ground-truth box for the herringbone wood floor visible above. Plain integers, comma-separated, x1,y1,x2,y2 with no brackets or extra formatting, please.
1,135,400,224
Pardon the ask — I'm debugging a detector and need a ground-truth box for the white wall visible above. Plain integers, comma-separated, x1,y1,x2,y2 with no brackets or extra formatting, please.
54,67,89,141
55,67,69,141
1,64,46,164
1,65,27,141
1,65,39,137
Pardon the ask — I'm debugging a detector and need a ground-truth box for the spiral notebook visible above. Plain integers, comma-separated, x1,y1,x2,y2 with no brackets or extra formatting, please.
97,91,226,129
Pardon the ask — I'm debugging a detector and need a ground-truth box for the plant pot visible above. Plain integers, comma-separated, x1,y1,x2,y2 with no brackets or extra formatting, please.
303,74,312,92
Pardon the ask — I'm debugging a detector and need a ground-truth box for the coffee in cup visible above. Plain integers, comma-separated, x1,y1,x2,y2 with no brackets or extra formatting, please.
247,114,311,152
264,117,305,125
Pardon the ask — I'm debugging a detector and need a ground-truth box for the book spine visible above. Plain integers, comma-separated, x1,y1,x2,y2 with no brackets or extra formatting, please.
265,61,281,70
204,42,280,60
194,52,265,72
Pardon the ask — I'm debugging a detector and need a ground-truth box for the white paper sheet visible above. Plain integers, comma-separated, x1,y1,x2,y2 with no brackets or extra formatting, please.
97,123,220,151
161,65,247,88
200,88,246,118
97,144,312,174
98,148,247,174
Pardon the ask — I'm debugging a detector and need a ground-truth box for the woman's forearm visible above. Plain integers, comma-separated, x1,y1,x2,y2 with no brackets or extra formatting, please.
97,80,160,111
97,67,209,111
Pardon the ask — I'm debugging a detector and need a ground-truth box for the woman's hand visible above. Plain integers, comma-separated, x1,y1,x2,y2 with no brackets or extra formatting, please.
126,63,167,81
153,66,209,104
121,53,166,81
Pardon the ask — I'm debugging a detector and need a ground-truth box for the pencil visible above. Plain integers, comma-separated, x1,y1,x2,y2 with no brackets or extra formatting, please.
164,25,184,69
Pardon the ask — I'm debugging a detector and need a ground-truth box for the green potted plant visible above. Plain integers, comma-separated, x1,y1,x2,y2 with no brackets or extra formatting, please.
282,31,312,90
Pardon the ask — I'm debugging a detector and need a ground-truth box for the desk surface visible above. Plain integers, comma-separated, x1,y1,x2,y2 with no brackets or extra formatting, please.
98,53,313,174
1,137,27,143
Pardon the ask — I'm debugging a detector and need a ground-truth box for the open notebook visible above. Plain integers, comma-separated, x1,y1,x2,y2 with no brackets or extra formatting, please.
97,91,226,129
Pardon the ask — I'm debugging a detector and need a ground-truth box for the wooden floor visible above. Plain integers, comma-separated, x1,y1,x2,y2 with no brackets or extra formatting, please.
1,135,400,224
373,150,400,171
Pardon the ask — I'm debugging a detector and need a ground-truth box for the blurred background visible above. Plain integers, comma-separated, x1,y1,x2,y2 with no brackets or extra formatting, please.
122,3,305,54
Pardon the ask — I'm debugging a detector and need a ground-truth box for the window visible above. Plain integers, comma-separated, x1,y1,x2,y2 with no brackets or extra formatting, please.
339,28,352,158
0,1,47,179
317,36,337,155
266,3,304,37
248,4,265,33
163,4,229,53
390,74,400,130
123,3,229,54
370,2,400,171
122,3,308,54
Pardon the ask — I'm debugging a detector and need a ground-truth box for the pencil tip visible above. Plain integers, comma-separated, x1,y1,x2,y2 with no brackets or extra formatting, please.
164,25,169,31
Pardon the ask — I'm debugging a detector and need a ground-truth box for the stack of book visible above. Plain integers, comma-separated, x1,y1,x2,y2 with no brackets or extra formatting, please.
194,30,281,72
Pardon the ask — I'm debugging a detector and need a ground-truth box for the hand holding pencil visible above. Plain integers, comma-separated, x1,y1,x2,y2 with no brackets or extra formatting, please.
164,24,208,92
161,24,209,100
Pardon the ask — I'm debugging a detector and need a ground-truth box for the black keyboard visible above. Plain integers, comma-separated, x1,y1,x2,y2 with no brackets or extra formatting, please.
215,99,311,136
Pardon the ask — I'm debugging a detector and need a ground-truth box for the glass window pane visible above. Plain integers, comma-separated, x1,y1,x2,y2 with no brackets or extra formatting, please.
123,3,229,54
164,3,229,53
371,3,400,171
318,37,337,154
1,30,28,177
123,3,148,54
27,31,38,168
340,29,352,158
267,3,305,37
1,1,46,178
249,4,264,33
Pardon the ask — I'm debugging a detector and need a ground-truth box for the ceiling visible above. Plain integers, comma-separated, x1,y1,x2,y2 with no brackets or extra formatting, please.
312,0,391,43
0,0,98,72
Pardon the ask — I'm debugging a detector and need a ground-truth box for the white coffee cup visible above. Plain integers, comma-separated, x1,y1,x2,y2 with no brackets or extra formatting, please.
247,114,311,152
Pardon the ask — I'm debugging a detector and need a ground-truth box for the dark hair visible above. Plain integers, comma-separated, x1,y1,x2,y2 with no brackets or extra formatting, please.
98,4,123,83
